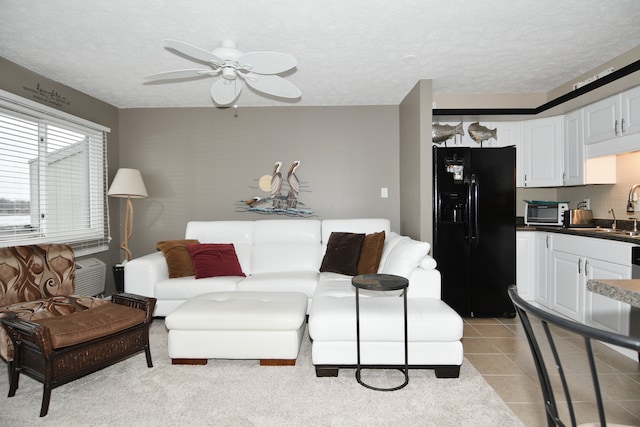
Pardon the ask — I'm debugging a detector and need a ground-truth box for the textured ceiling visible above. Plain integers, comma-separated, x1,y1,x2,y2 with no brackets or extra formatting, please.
1,0,639,108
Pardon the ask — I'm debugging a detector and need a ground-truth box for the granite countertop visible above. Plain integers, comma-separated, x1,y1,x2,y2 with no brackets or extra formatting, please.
587,279,640,308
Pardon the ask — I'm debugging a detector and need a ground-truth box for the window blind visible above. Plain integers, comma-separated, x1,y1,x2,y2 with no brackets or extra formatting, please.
0,89,111,256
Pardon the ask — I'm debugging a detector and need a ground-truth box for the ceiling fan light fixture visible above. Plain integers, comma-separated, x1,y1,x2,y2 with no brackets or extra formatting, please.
222,67,237,80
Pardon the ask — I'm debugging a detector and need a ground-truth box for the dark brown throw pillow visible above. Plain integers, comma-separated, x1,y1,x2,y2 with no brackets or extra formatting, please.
357,231,386,275
156,239,200,278
320,232,366,276
187,244,246,279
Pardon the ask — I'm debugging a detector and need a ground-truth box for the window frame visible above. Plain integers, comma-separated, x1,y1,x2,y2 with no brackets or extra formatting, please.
0,89,111,256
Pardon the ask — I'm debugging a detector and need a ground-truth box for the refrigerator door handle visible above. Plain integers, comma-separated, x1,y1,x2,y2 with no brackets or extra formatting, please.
465,181,473,244
471,174,479,245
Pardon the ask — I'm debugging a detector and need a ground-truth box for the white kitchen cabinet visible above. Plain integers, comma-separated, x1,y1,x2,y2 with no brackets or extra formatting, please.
516,231,535,301
534,232,552,307
563,109,584,186
563,109,616,186
549,234,632,330
519,116,563,187
550,249,584,321
584,85,640,145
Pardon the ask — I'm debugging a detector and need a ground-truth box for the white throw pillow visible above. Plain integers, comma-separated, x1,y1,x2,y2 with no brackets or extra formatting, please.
377,232,408,272
380,238,431,278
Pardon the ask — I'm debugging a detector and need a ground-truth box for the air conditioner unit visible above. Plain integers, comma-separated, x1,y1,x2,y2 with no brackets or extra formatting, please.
75,258,106,297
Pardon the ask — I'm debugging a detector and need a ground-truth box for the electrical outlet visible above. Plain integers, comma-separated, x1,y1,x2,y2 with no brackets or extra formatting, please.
381,187,388,198
583,198,590,210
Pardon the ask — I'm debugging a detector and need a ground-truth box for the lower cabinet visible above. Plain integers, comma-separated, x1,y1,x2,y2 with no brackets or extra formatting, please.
516,231,551,305
549,234,632,334
534,232,552,307
516,231,535,301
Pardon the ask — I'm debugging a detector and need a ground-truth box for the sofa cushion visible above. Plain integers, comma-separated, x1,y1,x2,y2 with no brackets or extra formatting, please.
188,244,246,279
155,275,240,300
34,303,145,349
320,232,365,276
380,238,430,278
157,239,200,278
0,295,110,361
357,231,385,275
251,219,322,273
237,271,319,297
0,244,75,307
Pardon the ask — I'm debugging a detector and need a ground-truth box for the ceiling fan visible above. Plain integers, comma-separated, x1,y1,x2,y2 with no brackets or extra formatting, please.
144,39,301,106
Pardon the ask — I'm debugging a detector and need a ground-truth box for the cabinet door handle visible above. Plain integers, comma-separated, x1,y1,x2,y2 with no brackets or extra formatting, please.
615,119,619,136
546,235,549,248
621,118,625,134
578,259,582,274
585,260,589,275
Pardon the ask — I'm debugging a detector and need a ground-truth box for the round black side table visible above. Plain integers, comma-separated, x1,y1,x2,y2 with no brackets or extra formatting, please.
352,273,409,391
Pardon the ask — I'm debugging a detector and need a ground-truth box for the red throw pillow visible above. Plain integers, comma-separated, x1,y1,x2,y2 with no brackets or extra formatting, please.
187,244,245,279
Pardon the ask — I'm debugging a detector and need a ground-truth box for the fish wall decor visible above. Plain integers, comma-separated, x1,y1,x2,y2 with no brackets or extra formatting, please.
432,122,464,145
468,122,497,145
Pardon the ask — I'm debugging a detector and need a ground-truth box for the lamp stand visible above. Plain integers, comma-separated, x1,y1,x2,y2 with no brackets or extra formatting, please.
121,196,134,261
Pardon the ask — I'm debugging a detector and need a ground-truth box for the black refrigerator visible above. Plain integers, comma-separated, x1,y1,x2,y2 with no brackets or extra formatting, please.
433,146,516,318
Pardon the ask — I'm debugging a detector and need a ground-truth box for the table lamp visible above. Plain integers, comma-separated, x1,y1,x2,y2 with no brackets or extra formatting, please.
108,168,149,261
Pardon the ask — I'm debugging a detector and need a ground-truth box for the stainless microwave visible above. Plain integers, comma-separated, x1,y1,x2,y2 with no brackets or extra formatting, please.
524,201,569,226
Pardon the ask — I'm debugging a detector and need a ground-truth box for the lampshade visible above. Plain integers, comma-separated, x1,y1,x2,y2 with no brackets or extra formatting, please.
108,168,148,198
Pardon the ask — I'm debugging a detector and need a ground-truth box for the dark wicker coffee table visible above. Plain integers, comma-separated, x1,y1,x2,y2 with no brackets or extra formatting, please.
352,273,409,391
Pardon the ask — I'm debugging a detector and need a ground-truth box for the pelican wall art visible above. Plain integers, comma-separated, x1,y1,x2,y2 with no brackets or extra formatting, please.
237,160,314,216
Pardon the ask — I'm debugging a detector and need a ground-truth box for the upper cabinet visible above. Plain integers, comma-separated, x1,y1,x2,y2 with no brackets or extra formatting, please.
563,109,584,186
583,86,640,157
584,85,640,144
519,116,563,187
563,109,616,186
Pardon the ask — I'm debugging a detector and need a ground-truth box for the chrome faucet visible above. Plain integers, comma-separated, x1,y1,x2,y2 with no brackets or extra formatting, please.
627,184,640,212
632,217,639,233
609,208,617,230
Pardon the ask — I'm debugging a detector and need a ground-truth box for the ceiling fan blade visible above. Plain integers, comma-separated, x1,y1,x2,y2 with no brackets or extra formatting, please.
239,52,297,74
244,74,301,99
210,78,242,106
165,39,225,64
144,69,217,81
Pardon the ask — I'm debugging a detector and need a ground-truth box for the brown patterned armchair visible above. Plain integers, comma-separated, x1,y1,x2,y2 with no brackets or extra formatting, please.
0,244,156,416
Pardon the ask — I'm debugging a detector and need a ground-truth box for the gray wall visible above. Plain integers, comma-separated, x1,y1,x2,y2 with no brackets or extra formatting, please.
119,106,401,258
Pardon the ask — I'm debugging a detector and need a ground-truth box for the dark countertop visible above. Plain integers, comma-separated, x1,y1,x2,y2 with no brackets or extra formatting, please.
517,224,640,245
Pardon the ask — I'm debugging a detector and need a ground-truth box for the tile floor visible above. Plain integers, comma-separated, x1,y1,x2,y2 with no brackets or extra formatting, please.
463,317,640,426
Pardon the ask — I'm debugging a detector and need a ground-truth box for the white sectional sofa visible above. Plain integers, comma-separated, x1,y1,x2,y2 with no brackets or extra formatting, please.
125,218,463,377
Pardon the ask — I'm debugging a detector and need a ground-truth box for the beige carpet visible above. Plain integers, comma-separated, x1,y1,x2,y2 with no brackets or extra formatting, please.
1,320,524,426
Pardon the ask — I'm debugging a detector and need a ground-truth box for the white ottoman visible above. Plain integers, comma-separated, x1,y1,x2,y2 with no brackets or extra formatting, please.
165,292,308,365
